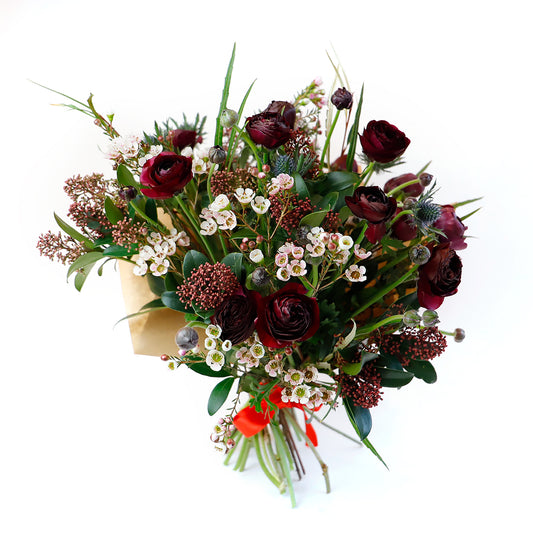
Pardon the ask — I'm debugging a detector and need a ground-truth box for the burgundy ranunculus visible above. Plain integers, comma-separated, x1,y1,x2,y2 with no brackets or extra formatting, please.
417,243,463,310
170,129,197,151
434,205,468,250
264,101,296,129
360,120,411,163
213,289,260,345
384,172,424,197
331,87,353,110
345,186,397,243
255,282,320,349
391,208,417,241
330,154,360,173
245,112,291,150
140,151,193,199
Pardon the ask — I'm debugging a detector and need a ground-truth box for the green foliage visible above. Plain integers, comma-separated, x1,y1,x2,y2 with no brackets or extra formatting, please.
207,377,235,416
189,363,231,378
405,360,437,384
183,250,210,279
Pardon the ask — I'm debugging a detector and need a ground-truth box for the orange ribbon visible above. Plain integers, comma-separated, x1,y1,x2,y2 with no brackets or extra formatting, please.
233,386,318,446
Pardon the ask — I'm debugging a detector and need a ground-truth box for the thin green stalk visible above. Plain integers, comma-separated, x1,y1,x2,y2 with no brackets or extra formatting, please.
355,314,405,338
320,109,340,169
302,409,362,445
271,422,296,508
360,161,375,186
285,412,331,494
351,264,419,318
253,435,282,488
171,196,216,262
389,209,414,226
386,178,420,197
354,222,368,245
224,432,243,465
215,43,236,146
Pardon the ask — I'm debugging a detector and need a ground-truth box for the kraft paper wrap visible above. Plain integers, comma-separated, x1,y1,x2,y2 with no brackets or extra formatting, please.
118,260,186,356
118,210,187,357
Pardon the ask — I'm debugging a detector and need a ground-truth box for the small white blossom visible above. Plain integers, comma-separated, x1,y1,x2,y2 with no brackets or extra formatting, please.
251,196,270,214
333,249,350,265
132,259,148,276
353,244,372,260
204,337,217,350
275,252,289,267
206,324,222,339
234,187,255,204
306,241,326,257
221,339,232,352
150,259,170,276
176,231,190,247
284,369,304,386
281,387,293,403
249,249,264,263
138,144,163,166
287,259,307,277
147,231,163,246
216,210,237,231
291,384,311,404
276,267,290,281
265,359,282,377
291,246,305,260
249,343,265,358
303,365,319,383
209,194,230,212
139,245,155,260
206,350,225,371
345,264,367,283
276,173,294,190
338,235,354,250
200,220,217,236
104,134,141,160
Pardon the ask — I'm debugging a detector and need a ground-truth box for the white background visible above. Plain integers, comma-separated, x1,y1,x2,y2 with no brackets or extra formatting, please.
1,0,532,531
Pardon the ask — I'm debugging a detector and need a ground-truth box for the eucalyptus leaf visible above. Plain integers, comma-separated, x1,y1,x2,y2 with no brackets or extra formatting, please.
207,377,235,416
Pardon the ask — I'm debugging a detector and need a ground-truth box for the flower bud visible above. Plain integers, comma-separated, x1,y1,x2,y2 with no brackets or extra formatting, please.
208,145,226,164
454,328,466,342
403,309,421,327
251,267,270,287
175,327,199,350
419,172,433,187
220,109,238,128
403,197,418,209
118,185,137,202
422,309,440,327
409,244,431,265
331,87,353,110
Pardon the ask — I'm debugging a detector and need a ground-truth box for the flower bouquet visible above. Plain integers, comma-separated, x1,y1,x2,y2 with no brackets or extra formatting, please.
37,45,479,506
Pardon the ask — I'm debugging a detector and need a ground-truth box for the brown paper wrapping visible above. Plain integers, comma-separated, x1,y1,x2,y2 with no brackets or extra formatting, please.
118,260,186,356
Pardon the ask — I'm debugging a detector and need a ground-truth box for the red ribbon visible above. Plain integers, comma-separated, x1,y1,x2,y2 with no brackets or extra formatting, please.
233,386,318,446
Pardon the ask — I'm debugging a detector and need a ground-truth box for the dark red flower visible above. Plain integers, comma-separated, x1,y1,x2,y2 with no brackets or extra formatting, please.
245,112,291,149
391,208,417,241
434,205,468,250
264,101,296,129
255,282,320,349
331,87,353,110
383,172,424,197
170,129,197,151
417,243,462,310
345,186,397,243
330,154,360,173
140,151,193,199
213,288,260,345
360,120,410,163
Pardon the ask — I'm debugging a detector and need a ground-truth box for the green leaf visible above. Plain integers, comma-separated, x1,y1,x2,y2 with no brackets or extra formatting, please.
231,228,258,240
117,164,138,188
215,43,236,146
164,273,178,292
221,252,243,278
345,83,364,173
104,196,124,224
103,245,135,257
67,251,104,279
405,360,437,384
54,213,95,249
293,173,310,199
344,397,372,440
299,210,328,228
146,272,166,296
161,291,192,312
207,377,235,416
342,351,379,376
317,171,357,194
317,191,339,211
190,362,230,378
376,367,414,388
140,298,165,310
145,198,157,221
183,250,210,279
361,437,389,470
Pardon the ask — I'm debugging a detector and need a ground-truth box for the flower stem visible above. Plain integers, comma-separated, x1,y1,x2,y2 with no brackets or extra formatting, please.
320,109,340,169
271,421,297,508
350,264,419,318
253,434,282,488
303,409,362,445
355,314,405,339
386,178,420,197
285,411,331,494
